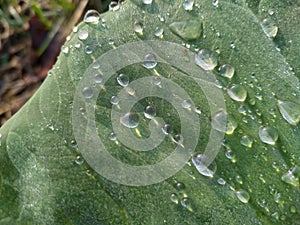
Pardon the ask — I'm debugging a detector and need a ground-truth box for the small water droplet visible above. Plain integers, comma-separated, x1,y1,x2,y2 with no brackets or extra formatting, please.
227,84,247,102
192,154,217,177
236,189,250,203
218,64,235,78
144,105,156,119
162,124,173,134
152,76,161,85
175,182,185,191
82,87,93,99
120,113,140,128
143,53,157,69
110,96,120,105
117,74,129,87
261,18,278,38
92,61,100,69
170,193,179,204
108,39,115,46
258,126,278,145
281,166,299,187
109,1,120,11
62,46,69,54
75,155,84,165
73,26,78,33
143,0,153,5
85,46,93,54
74,42,81,48
182,99,192,109
217,178,226,185
195,49,218,70
134,22,144,35
78,29,89,40
83,10,100,24
240,135,253,148
183,0,194,11
277,100,300,126
172,134,183,145
169,20,202,41
94,73,103,83
109,132,117,141
235,175,243,184
212,0,219,7
154,27,164,37
211,110,237,134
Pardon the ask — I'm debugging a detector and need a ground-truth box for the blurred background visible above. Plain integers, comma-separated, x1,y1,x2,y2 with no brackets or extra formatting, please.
0,0,111,126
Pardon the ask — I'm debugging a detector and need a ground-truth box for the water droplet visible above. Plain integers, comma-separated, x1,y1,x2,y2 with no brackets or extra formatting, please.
240,135,253,148
82,87,93,99
261,18,278,38
117,74,129,87
181,198,193,211
162,124,173,134
172,134,183,145
94,73,103,83
236,189,250,203
134,22,143,35
92,61,100,69
75,155,84,165
218,64,235,78
120,113,140,128
195,49,218,70
109,1,120,11
143,53,157,69
78,29,89,40
211,110,237,134
72,26,78,33
108,39,115,46
110,96,120,105
235,175,243,184
143,0,153,5
227,84,247,102
109,132,117,141
170,193,179,204
175,182,185,191
183,0,194,11
62,46,69,54
169,20,202,41
74,42,81,48
85,46,93,54
217,178,226,185
192,154,217,177
144,105,156,119
258,126,278,145
182,99,192,109
281,166,299,187
83,9,100,24
277,100,300,126
152,76,161,85
154,27,164,38
212,0,219,7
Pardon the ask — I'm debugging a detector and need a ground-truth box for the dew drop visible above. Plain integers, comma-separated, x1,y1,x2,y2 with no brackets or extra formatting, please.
182,99,192,109
217,178,226,185
109,1,120,11
183,0,194,11
211,110,237,134
85,46,93,54
212,0,219,7
240,135,253,148
172,134,183,145
169,20,202,41
261,18,278,38
154,27,164,37
195,49,218,70
144,105,156,119
281,166,299,187
175,182,185,191
83,10,100,24
181,198,193,212
120,113,140,128
75,155,84,165
218,64,235,78
82,87,93,99
117,74,129,87
227,84,247,102
143,0,153,5
170,193,179,204
152,76,161,85
78,29,89,40
236,189,250,203
192,154,217,177
92,61,101,69
110,96,120,105
277,100,300,126
143,53,157,69
62,46,69,54
109,132,117,141
162,124,173,135
134,22,144,35
258,126,278,145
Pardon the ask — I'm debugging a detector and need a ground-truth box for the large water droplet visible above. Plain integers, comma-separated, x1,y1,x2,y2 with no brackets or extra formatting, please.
143,0,153,5
258,126,278,145
120,113,140,128
117,74,129,87
192,154,217,177
261,18,278,38
236,189,250,203
281,166,299,187
169,20,202,41
218,64,235,78
143,53,157,69
144,105,156,119
195,49,218,70
78,29,89,40
240,135,253,148
82,87,93,99
277,100,300,126
183,0,194,11
227,84,247,102
83,10,100,24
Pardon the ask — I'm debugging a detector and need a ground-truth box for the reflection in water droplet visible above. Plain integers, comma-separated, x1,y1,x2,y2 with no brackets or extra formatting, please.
110,96,119,105
281,166,299,187
227,84,247,102
162,124,173,135
120,113,140,128
78,29,89,40
183,0,194,11
169,20,202,41
170,193,179,204
144,105,156,119
258,126,278,145
236,189,250,203
117,74,129,87
82,87,93,99
84,10,100,24
261,18,278,38
192,154,217,177
143,53,157,69
75,155,84,165
195,49,218,70
218,64,235,78
277,100,300,126
143,0,153,5
240,135,253,148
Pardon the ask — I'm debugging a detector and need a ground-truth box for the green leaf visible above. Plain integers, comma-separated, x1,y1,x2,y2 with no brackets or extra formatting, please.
0,0,299,224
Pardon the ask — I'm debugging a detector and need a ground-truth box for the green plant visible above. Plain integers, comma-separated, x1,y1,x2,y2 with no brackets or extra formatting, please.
0,0,299,224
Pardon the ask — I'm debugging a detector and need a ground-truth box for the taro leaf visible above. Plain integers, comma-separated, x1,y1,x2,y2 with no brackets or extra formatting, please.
0,0,299,224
